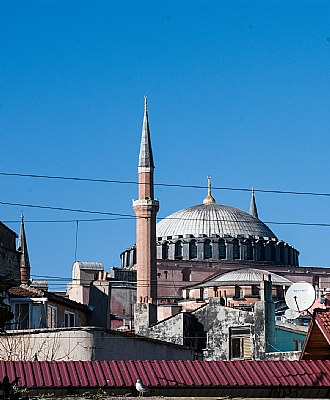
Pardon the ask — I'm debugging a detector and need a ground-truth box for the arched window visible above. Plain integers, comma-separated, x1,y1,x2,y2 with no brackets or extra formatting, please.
125,252,130,267
287,248,292,265
246,241,253,261
162,242,169,259
270,243,276,262
219,239,226,259
233,239,240,260
182,268,191,282
175,240,183,259
279,244,284,263
204,239,212,259
258,242,265,261
189,240,197,259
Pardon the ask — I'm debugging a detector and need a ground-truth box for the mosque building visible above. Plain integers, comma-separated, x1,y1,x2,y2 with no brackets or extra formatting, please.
121,98,329,312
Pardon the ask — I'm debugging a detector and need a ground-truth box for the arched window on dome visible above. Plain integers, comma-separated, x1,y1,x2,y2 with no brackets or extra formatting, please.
162,242,169,259
125,251,130,267
270,242,276,262
204,239,212,259
219,239,226,259
246,241,253,261
279,243,284,264
257,242,265,261
189,240,197,259
232,239,240,260
287,247,292,265
175,240,183,259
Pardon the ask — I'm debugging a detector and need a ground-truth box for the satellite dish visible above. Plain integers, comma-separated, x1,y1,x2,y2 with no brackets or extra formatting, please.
284,308,300,320
285,282,315,312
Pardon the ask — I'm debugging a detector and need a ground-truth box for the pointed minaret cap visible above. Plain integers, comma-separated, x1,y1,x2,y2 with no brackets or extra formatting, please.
249,186,259,219
138,96,155,169
18,213,30,283
203,176,216,205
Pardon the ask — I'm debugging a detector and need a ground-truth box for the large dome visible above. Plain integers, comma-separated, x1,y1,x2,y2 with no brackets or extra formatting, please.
156,203,276,239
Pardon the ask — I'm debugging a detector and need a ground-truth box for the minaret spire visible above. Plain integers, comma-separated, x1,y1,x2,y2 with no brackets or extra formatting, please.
133,98,159,330
138,96,154,169
249,186,259,219
18,213,30,284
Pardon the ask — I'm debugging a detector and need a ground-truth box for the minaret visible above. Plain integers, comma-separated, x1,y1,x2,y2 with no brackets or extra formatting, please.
249,186,258,219
18,214,30,284
133,97,159,328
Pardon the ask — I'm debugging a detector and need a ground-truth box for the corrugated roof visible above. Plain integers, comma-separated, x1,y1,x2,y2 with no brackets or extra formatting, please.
0,360,329,390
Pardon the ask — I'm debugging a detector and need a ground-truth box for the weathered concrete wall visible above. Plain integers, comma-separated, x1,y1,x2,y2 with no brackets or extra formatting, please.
141,310,186,346
0,327,194,361
88,281,111,328
193,299,258,360
265,350,301,361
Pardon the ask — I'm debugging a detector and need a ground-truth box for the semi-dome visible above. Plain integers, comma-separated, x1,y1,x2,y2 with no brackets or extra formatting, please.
197,268,292,288
157,203,276,239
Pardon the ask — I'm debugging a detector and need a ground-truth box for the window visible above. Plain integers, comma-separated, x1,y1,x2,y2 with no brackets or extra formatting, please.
252,285,259,296
175,241,183,259
235,286,244,298
204,240,212,259
230,327,252,359
182,268,191,282
48,305,57,328
189,240,197,259
219,240,226,259
279,244,284,263
293,339,303,351
64,311,75,327
246,241,253,260
125,252,130,267
232,240,239,260
270,243,276,262
162,242,169,259
258,242,265,261
14,303,30,329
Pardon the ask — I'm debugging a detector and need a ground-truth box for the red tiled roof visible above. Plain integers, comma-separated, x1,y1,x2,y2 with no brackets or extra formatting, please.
316,309,330,344
9,286,43,298
0,360,329,397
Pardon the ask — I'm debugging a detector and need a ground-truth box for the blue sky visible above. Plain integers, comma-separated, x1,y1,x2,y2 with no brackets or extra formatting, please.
1,1,330,290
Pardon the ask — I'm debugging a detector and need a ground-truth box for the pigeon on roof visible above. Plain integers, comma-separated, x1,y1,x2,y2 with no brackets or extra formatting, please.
136,378,149,397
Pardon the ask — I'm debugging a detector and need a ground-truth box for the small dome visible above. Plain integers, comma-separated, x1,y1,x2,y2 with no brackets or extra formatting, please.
156,203,276,239
198,268,292,287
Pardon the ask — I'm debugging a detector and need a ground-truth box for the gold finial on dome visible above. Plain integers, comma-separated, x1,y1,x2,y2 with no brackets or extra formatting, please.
203,176,216,205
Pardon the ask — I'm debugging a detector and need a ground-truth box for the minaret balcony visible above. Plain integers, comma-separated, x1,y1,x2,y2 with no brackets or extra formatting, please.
133,199,159,207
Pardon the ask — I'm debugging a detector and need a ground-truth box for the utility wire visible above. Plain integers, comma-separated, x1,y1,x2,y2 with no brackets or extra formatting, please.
0,200,135,218
2,203,330,229
1,171,330,197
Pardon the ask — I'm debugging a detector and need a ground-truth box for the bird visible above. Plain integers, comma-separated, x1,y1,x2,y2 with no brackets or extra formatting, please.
136,378,150,397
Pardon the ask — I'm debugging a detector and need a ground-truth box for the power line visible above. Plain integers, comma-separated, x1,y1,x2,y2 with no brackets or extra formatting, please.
2,212,330,228
0,200,135,218
1,171,330,197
